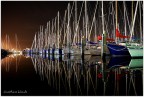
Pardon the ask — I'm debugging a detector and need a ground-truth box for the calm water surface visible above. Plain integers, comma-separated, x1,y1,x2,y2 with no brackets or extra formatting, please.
1,54,143,96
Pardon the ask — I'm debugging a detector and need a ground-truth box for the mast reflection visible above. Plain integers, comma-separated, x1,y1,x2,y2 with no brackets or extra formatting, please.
28,54,143,96
2,53,142,95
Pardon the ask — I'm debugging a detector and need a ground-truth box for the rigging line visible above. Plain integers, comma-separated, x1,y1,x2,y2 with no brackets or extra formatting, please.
72,2,84,45
129,1,139,42
69,2,75,24
89,1,98,40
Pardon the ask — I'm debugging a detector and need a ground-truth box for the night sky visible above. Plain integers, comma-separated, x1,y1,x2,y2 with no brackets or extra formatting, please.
2,1,70,49
1,1,142,50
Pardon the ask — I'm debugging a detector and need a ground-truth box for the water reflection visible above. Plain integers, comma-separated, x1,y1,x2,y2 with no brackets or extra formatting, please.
29,54,143,95
1,54,22,72
1,54,143,96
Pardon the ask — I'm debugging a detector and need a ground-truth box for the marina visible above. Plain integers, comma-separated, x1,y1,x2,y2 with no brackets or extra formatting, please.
1,1,143,96
1,54,143,96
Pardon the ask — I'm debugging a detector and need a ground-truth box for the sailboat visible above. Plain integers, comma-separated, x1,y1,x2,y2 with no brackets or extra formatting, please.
107,28,131,56
126,43,143,58
118,1,143,58
107,1,130,57
126,1,143,58
107,1,143,58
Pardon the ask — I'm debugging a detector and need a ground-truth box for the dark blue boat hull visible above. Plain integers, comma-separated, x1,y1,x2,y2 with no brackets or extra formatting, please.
107,43,130,57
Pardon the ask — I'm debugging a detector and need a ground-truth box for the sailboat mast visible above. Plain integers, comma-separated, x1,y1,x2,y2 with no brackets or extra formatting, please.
131,1,135,37
34,34,36,52
67,3,70,54
31,33,35,51
132,1,134,25
41,26,44,49
48,21,50,48
89,2,98,41
102,1,104,34
123,2,127,41
63,10,67,46
94,16,97,43
101,1,107,57
57,11,60,49
75,1,77,45
115,1,118,28
115,1,118,43
85,1,88,44
129,1,139,42
45,24,48,49
111,3,115,42
52,19,54,48
54,17,57,48
139,1,142,43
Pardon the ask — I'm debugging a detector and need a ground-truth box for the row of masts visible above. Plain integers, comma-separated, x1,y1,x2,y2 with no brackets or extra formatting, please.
29,1,143,55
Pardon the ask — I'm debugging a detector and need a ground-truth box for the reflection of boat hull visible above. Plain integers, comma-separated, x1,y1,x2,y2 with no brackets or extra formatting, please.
107,57,131,69
62,55,91,63
107,43,130,57
129,59,143,69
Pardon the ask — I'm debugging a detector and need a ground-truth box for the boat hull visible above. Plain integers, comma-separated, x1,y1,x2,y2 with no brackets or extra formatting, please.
128,48,143,58
107,43,130,57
